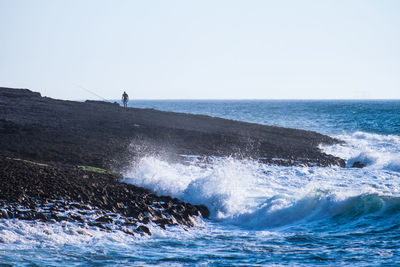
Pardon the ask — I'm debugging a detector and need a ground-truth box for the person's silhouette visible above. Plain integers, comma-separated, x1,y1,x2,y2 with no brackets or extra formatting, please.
122,91,129,108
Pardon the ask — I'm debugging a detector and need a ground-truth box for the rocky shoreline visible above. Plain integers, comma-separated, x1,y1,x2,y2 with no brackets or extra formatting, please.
0,87,346,234
0,87,345,169
0,156,208,235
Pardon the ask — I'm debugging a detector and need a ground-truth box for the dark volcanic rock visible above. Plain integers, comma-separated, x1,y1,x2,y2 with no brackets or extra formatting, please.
0,87,346,234
0,87,345,168
136,225,152,235
351,161,366,168
0,156,207,234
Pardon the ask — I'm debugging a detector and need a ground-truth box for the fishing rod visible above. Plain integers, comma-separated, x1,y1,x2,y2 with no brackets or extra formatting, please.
75,84,108,101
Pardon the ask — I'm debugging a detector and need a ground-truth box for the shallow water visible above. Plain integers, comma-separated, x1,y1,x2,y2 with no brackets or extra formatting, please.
1,100,399,266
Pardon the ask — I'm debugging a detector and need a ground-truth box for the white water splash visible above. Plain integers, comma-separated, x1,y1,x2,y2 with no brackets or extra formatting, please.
321,131,400,172
124,150,400,229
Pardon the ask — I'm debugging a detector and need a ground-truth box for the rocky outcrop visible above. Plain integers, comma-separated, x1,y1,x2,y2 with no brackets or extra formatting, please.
0,156,208,235
0,87,346,234
0,87,345,169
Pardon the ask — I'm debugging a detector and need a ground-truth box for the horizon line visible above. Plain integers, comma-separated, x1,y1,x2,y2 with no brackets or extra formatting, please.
79,98,400,101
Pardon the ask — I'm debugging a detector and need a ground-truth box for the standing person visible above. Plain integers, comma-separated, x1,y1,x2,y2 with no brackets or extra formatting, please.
122,91,129,108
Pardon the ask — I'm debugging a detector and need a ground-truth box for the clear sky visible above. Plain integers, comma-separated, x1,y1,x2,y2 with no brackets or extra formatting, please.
1,0,399,100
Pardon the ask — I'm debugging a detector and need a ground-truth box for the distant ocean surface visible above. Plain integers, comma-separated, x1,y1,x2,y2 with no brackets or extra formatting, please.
132,100,400,136
1,100,400,266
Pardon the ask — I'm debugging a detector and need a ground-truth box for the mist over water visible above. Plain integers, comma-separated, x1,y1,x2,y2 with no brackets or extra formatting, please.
125,154,400,227
2,100,400,265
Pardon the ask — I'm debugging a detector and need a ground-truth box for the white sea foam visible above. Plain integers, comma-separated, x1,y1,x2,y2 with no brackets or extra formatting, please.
3,132,398,247
123,153,400,229
321,131,400,172
0,218,196,247
0,218,207,266
0,219,138,245
125,157,262,219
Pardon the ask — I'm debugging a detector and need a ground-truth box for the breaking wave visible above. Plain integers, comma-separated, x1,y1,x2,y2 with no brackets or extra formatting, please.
321,131,400,172
123,153,400,230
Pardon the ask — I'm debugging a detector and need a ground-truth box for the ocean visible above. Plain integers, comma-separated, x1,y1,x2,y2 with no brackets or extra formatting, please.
1,100,399,266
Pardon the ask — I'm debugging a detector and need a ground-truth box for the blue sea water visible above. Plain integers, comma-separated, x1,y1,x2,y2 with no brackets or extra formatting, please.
1,100,399,266
132,100,400,136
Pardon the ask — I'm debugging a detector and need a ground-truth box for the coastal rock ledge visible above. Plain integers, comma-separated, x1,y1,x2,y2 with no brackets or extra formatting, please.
0,87,345,233
0,87,345,169
0,156,209,235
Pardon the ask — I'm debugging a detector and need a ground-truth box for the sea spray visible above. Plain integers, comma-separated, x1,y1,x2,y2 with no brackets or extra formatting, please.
2,100,400,266
321,131,400,171
124,157,262,220
124,152,400,229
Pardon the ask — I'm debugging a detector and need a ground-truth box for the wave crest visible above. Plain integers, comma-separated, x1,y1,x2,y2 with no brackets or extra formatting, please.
321,131,400,172
124,155,400,229
232,193,400,229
